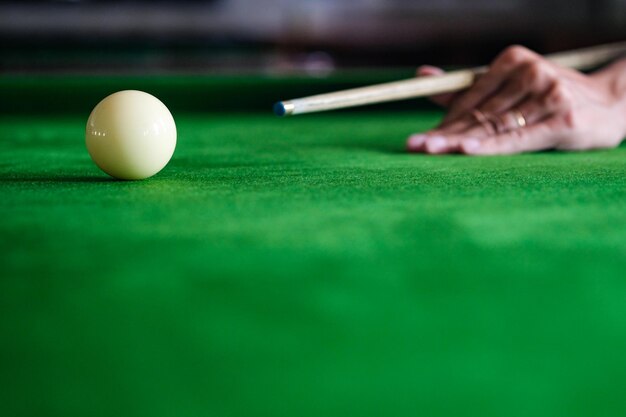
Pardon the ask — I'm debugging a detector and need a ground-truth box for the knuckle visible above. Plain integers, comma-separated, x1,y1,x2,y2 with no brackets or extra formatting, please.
504,45,529,58
561,110,577,129
547,82,572,108
522,61,545,84
496,45,532,66
519,61,555,89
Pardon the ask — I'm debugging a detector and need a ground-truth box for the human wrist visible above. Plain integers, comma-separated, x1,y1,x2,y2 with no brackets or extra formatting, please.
620,97,626,140
615,60,626,137
612,59,626,98
596,59,626,136
592,59,626,93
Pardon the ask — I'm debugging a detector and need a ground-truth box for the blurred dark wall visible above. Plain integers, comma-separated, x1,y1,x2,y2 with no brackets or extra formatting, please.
1,0,625,73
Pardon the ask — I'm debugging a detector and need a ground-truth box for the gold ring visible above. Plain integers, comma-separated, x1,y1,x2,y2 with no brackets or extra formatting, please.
512,110,527,128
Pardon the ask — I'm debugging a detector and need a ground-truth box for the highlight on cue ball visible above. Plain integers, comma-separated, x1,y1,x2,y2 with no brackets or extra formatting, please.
85,90,177,180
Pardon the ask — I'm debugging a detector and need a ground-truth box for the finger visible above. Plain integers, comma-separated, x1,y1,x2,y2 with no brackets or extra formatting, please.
442,45,539,125
431,87,564,147
417,65,443,76
479,61,556,115
460,117,562,155
454,111,526,139
480,79,573,138
406,133,428,152
425,110,496,144
435,76,566,141
417,66,458,107
423,135,457,154
426,113,563,155
430,114,477,136
441,72,506,125
407,132,467,154
422,119,495,154
408,134,461,155
516,80,573,125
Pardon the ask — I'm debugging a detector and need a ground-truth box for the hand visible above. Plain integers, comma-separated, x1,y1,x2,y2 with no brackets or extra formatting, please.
407,46,626,155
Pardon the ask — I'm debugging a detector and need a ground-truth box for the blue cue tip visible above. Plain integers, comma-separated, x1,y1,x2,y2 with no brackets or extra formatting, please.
273,102,286,116
273,101,295,116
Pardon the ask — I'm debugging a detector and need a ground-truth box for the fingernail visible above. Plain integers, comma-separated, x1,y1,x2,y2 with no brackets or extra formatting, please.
418,65,443,74
407,134,427,149
462,139,481,153
425,136,448,153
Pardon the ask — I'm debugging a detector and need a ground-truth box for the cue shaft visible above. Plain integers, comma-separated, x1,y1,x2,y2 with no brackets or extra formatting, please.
275,41,626,116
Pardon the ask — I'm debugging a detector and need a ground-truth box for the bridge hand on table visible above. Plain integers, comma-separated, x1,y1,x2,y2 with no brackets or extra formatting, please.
407,45,626,156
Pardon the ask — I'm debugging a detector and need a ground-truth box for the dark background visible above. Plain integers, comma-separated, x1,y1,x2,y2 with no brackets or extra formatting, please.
1,0,625,74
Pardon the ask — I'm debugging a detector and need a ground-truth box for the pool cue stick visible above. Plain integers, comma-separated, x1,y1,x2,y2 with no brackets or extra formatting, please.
274,41,626,116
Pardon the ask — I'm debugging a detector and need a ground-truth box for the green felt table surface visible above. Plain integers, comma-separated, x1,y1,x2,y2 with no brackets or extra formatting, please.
1,76,626,417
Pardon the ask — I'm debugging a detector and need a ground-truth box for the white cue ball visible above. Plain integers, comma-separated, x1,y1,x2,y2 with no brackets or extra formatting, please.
86,90,177,180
